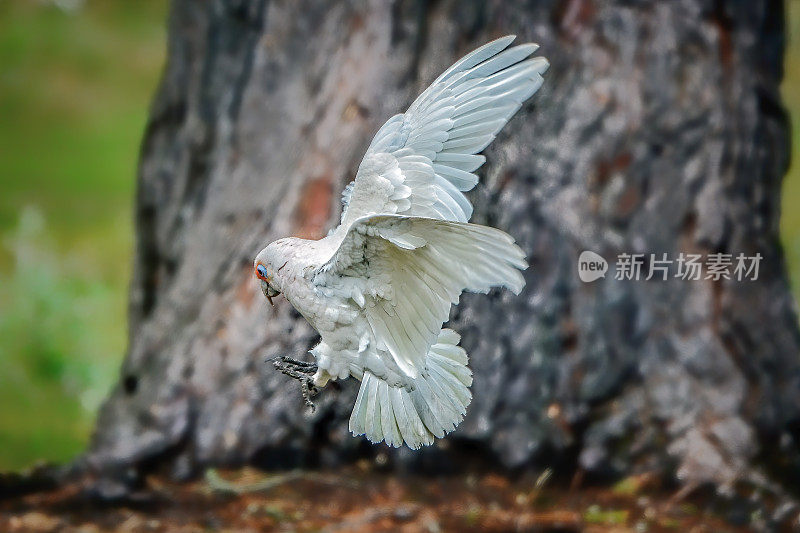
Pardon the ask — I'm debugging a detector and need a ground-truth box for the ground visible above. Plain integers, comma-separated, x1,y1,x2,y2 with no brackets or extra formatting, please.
0,467,754,532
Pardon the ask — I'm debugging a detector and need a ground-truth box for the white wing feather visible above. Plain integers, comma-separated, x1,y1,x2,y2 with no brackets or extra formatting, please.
315,36,546,380
340,35,548,226
315,215,527,378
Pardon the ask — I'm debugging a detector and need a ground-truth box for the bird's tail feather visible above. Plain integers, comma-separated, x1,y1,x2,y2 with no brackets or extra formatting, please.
349,329,472,449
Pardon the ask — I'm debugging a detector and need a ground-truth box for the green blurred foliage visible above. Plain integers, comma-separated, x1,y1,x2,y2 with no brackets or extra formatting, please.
0,0,166,470
0,0,798,472
0,208,120,467
782,0,800,299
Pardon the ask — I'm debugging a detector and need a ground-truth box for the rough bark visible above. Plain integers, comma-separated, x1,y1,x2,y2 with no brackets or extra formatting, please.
86,0,799,499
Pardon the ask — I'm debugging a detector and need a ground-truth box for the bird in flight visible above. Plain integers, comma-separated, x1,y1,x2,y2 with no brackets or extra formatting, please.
255,35,547,449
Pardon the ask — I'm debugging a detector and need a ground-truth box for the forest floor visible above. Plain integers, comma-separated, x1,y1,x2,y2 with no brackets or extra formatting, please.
0,466,751,532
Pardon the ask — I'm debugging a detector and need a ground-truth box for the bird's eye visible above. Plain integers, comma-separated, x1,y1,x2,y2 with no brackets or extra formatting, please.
256,264,268,280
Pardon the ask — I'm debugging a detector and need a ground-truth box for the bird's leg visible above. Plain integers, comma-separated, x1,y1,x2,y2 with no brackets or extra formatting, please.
300,378,317,412
272,356,319,412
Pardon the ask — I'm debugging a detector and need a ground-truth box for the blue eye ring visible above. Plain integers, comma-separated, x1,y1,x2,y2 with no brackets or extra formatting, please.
256,263,269,281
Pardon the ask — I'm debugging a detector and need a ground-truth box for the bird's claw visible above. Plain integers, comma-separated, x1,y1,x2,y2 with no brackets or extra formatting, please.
271,356,319,412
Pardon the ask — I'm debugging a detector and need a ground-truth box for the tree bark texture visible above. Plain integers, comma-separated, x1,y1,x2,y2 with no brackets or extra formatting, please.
86,0,800,496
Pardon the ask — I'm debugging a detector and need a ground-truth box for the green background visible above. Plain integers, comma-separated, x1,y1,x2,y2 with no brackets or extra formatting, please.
0,1,798,470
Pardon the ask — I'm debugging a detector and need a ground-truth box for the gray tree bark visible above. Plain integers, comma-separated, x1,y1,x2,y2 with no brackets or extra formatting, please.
85,0,800,499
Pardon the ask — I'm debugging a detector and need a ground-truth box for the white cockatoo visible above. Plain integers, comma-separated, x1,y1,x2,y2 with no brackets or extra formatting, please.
255,36,547,449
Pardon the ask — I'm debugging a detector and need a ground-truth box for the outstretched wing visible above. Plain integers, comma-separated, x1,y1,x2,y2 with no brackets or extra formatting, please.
339,35,548,227
313,215,527,378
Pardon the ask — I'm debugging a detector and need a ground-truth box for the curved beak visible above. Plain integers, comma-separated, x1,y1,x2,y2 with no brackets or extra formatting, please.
256,264,280,307
256,262,272,304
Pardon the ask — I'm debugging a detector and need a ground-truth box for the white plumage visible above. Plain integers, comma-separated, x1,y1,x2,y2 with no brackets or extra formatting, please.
254,36,548,448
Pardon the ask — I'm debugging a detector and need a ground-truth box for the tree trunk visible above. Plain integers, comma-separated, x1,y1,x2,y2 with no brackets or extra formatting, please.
86,0,800,498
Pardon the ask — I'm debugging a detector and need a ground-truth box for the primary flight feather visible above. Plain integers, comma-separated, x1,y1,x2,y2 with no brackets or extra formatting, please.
255,35,548,448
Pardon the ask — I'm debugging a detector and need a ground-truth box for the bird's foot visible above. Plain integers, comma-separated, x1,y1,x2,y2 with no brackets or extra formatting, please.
272,356,319,412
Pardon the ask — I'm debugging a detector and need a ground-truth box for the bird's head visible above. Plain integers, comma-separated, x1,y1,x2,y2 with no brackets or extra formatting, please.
254,241,285,306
